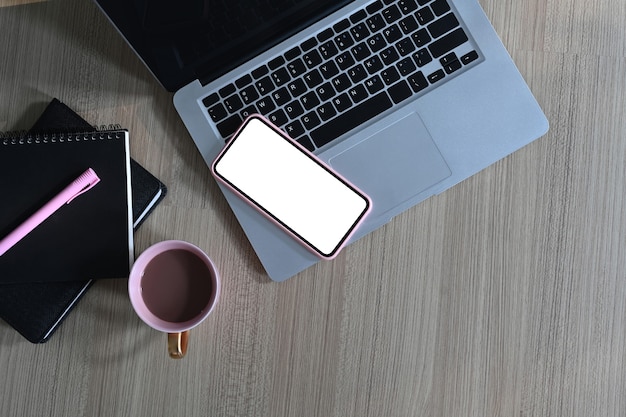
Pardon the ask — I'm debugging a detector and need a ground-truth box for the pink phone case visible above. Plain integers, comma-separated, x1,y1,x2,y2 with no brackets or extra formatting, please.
211,114,371,259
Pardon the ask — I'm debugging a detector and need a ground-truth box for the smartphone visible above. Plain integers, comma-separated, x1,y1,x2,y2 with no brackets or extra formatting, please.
211,115,371,259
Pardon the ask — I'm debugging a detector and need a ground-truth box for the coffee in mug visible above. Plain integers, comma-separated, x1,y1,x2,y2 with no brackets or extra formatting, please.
128,240,220,358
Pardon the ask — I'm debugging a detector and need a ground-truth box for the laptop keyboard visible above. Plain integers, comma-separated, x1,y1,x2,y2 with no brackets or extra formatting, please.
202,0,480,151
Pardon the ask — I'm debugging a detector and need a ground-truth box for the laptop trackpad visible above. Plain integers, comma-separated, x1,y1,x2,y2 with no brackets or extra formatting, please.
329,113,451,218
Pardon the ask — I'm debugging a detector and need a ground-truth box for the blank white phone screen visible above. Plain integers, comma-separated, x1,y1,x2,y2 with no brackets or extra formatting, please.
213,117,370,258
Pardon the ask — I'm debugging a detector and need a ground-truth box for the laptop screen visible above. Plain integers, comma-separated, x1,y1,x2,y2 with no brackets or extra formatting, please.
95,0,353,92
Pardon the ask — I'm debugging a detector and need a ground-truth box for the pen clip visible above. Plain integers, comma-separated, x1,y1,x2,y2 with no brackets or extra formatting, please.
66,168,101,203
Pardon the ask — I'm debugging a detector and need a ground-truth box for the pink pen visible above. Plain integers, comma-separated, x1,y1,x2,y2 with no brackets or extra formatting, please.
0,168,101,256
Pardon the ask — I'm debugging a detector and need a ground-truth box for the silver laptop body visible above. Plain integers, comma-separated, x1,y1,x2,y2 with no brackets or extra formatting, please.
96,0,549,281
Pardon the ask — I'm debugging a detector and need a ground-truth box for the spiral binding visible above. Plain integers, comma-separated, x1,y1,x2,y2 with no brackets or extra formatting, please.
1,125,124,145
95,124,123,132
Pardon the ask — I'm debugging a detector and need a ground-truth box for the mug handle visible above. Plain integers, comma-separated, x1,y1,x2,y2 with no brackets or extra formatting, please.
167,331,189,359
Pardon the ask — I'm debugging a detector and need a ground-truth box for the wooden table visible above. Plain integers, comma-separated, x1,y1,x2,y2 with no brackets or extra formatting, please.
1,0,625,415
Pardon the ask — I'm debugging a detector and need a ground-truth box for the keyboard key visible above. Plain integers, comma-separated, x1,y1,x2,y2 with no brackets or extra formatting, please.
240,85,259,105
284,120,305,138
408,71,428,92
440,52,458,66
336,52,356,70
303,50,323,68
301,111,321,130
427,69,446,83
219,84,236,98
364,55,384,74
319,41,339,60
316,82,335,101
347,84,369,103
388,80,412,103
380,46,400,65
255,76,275,95
351,42,372,61
297,136,315,152
396,37,416,56
367,33,387,52
366,14,386,32
271,67,291,86
397,57,417,75
287,59,307,77
202,93,219,108
316,102,337,121
335,32,355,50
240,105,256,119
366,1,384,14
301,37,318,51
217,114,243,138
415,6,435,25
311,92,393,147
284,46,301,61
285,100,305,118
382,5,402,23
461,50,479,65
304,69,324,88
428,12,460,38
208,103,227,122
347,64,367,83
255,96,276,115
365,74,385,93
301,91,321,110
268,56,285,70
412,48,433,67
430,0,451,16
235,74,252,88
428,27,469,57
443,59,462,74
351,23,371,41
412,28,432,47
382,24,403,43
317,28,334,42
287,78,308,97
350,9,367,23
320,61,340,79
333,93,353,112
381,67,401,85
332,73,352,92
398,0,418,14
251,65,269,79
333,19,351,33
399,15,419,35
268,108,288,126
272,87,291,106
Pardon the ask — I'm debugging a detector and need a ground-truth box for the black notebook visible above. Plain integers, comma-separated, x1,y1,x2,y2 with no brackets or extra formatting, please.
27,99,167,230
0,129,134,284
0,98,167,343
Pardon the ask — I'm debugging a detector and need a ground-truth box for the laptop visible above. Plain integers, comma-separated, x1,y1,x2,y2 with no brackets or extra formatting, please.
94,0,549,281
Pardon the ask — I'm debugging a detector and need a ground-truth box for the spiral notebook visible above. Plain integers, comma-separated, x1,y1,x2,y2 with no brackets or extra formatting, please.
0,98,167,343
0,130,133,284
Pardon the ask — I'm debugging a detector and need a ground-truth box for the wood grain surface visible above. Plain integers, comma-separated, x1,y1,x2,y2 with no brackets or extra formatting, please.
1,0,625,415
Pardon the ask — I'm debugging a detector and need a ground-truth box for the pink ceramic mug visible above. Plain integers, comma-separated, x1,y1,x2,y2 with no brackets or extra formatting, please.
128,240,220,359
